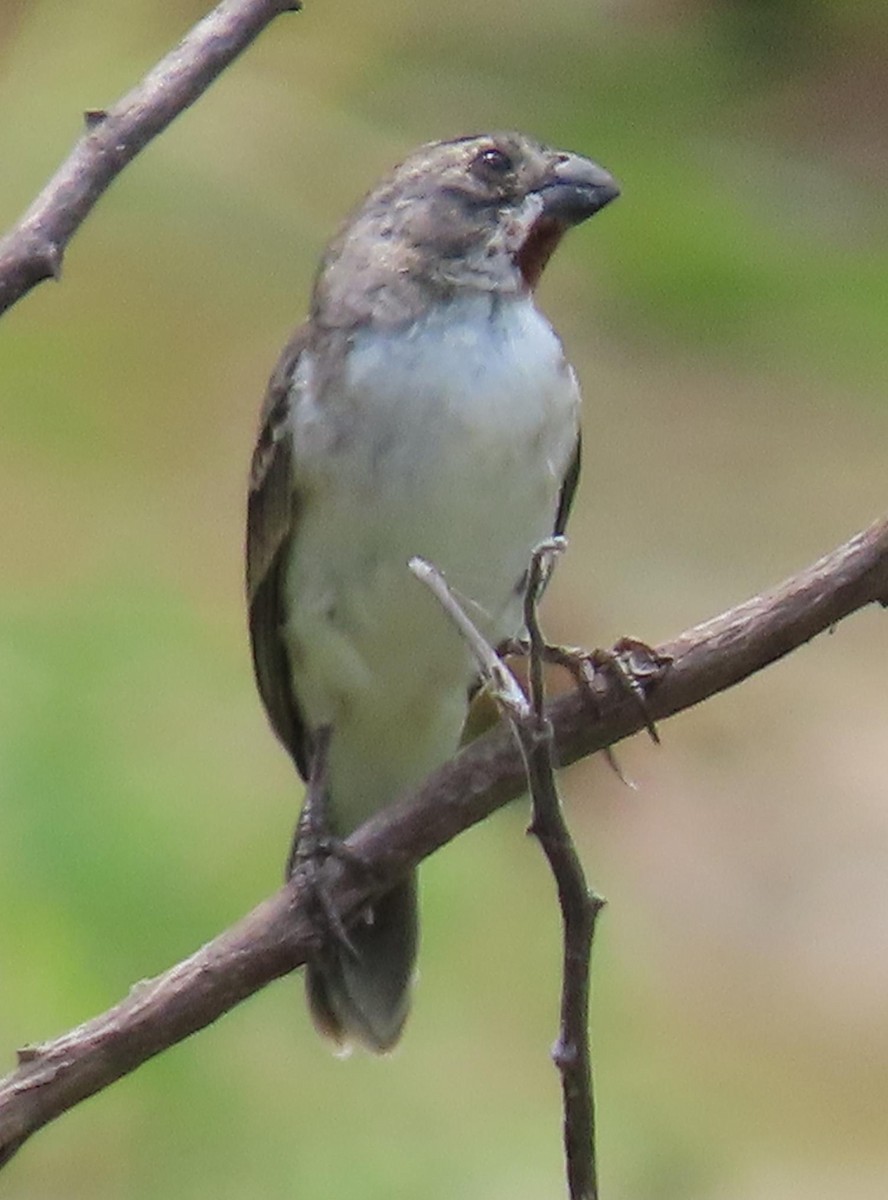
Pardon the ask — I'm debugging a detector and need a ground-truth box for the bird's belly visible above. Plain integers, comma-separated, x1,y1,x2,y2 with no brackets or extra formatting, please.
284,296,579,827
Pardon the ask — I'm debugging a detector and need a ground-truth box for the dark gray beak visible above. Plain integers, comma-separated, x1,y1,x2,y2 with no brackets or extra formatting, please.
538,152,620,224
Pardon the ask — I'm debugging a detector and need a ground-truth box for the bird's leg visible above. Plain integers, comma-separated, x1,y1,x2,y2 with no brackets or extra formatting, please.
285,725,374,960
285,724,335,879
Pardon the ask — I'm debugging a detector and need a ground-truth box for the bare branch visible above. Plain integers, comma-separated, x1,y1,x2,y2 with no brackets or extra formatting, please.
408,555,532,720
0,0,300,316
1,515,887,1167
413,542,605,1198
522,543,603,1200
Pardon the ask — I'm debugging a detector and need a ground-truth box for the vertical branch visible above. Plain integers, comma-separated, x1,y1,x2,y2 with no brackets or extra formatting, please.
411,548,605,1200
523,541,605,1200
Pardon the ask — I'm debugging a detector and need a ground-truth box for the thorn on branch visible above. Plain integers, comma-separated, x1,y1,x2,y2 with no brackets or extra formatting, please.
552,1035,580,1069
30,239,64,283
602,745,637,789
84,109,108,129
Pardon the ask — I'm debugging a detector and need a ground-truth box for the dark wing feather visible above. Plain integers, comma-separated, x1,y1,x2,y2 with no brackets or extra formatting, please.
554,431,581,540
246,324,312,780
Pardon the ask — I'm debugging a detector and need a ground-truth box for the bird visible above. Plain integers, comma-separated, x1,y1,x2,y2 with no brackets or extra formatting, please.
246,131,618,1053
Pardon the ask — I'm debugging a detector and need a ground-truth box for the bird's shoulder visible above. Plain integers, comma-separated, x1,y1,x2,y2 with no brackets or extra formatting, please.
246,322,309,603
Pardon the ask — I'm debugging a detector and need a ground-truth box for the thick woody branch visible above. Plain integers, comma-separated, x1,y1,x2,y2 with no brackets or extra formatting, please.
0,0,300,316
1,515,887,1166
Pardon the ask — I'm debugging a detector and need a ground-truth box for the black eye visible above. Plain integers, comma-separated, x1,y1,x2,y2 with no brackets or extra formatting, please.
473,147,514,175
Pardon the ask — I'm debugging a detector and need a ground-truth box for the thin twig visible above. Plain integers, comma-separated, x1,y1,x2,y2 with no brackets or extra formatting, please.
408,557,532,721
1,516,887,1165
522,542,604,1200
0,0,300,315
413,544,604,1200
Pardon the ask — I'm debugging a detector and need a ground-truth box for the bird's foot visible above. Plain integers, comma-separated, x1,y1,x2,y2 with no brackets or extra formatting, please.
551,637,671,744
289,837,370,963
499,634,671,746
284,725,377,961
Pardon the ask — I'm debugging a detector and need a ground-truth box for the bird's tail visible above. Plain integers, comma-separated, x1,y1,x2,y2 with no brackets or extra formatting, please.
306,872,418,1053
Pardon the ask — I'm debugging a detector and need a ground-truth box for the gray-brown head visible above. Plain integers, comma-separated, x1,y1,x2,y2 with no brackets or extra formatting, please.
312,132,619,330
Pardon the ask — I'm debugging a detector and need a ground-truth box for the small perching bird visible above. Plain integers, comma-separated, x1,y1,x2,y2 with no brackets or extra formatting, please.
246,132,619,1052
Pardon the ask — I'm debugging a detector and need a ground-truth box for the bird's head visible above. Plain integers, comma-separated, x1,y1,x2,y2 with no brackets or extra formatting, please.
313,132,619,326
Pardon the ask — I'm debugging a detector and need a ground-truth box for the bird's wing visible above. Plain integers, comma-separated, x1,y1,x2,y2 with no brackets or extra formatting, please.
554,431,581,540
246,324,312,780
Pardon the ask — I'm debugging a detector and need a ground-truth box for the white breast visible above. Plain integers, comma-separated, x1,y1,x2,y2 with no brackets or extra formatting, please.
285,293,580,827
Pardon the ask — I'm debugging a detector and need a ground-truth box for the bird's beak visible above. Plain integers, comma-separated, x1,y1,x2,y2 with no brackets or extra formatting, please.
515,150,619,289
537,153,620,225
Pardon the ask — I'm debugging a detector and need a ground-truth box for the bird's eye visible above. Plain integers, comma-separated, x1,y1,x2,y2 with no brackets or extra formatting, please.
473,147,514,175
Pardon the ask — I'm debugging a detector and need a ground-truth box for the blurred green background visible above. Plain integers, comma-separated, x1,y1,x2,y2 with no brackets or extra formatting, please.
2,1,888,1196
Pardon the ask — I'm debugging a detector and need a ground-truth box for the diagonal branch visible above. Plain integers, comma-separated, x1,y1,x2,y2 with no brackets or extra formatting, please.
0,0,300,316
1,515,887,1167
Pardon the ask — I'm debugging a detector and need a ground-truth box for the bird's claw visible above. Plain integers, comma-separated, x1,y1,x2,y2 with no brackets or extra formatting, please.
558,637,671,746
501,635,671,746
289,831,383,964
284,724,378,962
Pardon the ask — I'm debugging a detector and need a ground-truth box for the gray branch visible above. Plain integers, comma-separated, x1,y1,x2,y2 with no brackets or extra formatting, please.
0,0,300,316
1,514,886,1168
